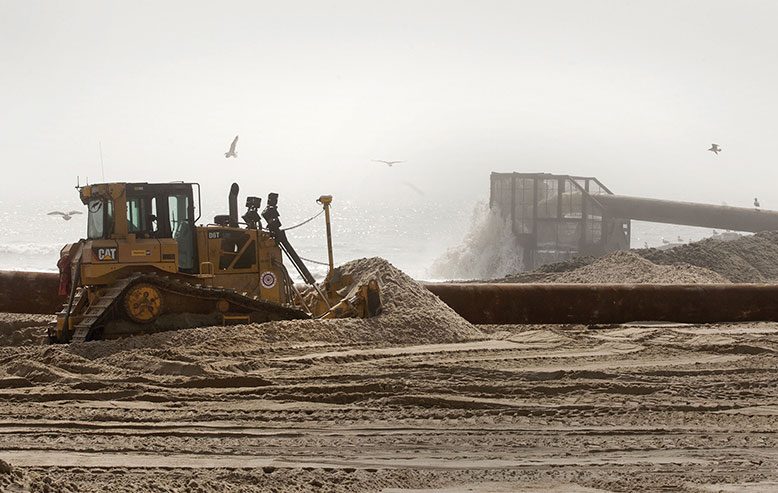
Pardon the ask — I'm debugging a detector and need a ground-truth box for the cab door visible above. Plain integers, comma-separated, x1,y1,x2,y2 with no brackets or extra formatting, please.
121,195,164,265
166,194,196,272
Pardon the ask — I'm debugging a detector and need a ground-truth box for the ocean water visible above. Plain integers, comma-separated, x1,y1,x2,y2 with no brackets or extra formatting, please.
0,198,472,281
0,198,735,280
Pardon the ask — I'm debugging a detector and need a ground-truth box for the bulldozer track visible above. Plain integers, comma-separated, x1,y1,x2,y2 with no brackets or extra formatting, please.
67,273,309,343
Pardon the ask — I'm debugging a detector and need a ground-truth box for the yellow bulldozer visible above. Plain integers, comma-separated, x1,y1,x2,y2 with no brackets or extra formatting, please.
52,181,381,343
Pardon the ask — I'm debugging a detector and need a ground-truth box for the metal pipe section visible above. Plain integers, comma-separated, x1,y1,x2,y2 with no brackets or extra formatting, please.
424,282,778,325
228,182,240,228
6,270,778,325
0,271,64,315
594,194,778,233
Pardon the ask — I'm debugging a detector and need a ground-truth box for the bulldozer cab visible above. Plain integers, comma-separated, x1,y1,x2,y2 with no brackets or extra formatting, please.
80,182,199,274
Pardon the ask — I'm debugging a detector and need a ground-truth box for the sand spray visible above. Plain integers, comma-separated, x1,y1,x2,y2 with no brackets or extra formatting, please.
428,202,523,280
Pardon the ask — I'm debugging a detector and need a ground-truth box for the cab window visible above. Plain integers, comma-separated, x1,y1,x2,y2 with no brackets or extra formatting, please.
126,197,143,233
87,199,114,239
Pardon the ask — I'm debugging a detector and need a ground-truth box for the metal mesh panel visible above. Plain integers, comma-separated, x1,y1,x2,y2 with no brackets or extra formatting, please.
492,176,513,214
588,181,606,195
557,220,581,249
537,179,558,218
587,216,602,243
489,172,627,270
536,221,557,248
561,181,583,219
513,178,534,234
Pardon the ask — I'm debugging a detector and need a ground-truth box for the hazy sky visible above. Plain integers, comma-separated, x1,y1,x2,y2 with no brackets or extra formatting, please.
2,0,777,211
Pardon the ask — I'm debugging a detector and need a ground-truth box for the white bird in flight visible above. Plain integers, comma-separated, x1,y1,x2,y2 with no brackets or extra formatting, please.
373,160,404,167
225,135,239,158
708,143,721,155
48,210,83,221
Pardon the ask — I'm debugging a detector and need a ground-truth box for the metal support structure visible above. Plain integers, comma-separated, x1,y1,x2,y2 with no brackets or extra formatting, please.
317,195,335,273
490,171,778,270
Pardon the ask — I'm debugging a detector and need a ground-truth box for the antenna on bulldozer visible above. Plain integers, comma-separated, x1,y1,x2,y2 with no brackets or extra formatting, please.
98,141,105,181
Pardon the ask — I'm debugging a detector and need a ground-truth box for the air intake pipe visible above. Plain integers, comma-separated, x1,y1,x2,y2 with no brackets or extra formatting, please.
228,183,239,228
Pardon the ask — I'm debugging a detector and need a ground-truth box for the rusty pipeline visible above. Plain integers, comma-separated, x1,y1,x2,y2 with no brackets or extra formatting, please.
5,269,778,325
423,282,778,325
0,271,64,315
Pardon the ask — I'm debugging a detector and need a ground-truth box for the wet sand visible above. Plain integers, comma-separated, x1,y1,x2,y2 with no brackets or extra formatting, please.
1,258,777,491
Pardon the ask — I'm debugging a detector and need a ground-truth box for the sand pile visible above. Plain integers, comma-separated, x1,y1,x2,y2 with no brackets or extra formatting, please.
552,250,730,283
336,256,480,338
639,231,778,282
502,231,778,283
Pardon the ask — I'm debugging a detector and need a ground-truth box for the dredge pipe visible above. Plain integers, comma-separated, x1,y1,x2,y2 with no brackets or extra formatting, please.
594,194,778,233
0,271,64,315
424,282,778,325
6,270,778,325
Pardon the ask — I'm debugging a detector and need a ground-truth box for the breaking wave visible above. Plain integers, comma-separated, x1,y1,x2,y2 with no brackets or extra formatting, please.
428,202,523,280
0,243,63,256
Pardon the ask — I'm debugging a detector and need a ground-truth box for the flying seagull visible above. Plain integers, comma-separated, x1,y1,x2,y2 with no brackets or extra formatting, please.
754,197,760,208
47,210,83,221
225,135,239,158
708,143,721,155
373,160,404,167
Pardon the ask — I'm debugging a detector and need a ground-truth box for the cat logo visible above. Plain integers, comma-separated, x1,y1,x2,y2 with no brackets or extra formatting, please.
94,247,118,261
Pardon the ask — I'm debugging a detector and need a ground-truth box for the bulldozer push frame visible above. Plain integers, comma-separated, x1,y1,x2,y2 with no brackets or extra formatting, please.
51,181,380,343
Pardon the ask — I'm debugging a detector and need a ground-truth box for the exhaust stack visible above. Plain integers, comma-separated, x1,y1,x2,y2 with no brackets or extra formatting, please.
228,183,239,227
